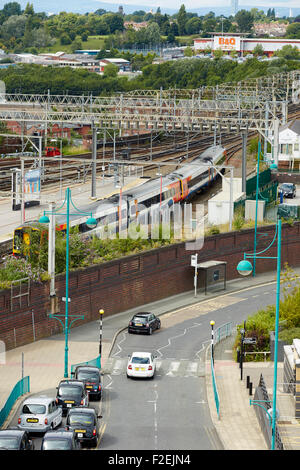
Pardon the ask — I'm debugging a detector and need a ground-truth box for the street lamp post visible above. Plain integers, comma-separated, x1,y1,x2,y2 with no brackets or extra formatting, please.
99,309,104,357
210,320,215,364
237,217,282,450
39,187,97,378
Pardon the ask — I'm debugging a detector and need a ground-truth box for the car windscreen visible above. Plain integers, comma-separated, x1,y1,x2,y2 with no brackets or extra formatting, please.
280,184,293,189
58,385,82,397
0,437,19,449
77,370,99,381
22,404,46,414
42,439,72,450
133,317,147,323
131,357,150,364
68,413,94,426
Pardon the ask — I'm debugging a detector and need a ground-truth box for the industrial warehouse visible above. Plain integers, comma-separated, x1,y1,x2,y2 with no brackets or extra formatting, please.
194,32,300,56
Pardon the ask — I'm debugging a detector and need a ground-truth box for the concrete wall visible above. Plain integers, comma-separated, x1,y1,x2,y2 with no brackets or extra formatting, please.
1,222,300,351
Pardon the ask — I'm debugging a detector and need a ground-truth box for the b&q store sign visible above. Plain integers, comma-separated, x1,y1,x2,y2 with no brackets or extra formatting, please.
213,36,241,51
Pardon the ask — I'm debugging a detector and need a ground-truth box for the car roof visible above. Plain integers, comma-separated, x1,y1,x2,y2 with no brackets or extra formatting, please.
68,407,95,414
22,395,55,405
44,429,73,438
59,379,84,386
0,429,24,437
76,365,99,371
133,312,152,317
131,351,152,357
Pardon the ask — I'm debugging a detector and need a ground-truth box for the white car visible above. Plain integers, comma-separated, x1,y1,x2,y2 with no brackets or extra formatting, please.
127,352,157,379
17,395,62,433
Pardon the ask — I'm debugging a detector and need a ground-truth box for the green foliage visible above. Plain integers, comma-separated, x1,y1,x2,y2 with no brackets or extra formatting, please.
233,264,300,361
233,207,245,231
206,225,220,235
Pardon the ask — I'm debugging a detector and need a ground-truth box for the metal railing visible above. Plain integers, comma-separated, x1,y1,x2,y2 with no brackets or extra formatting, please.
0,376,30,428
70,355,101,376
211,322,233,420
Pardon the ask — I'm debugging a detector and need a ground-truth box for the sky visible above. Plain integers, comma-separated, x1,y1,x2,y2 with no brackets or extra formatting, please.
100,0,300,10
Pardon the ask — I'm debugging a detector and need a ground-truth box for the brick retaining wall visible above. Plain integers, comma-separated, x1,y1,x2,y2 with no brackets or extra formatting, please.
1,222,300,351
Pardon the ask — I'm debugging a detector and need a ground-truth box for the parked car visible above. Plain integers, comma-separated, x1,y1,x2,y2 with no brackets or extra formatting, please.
65,407,101,447
71,365,102,400
41,429,80,450
128,312,161,335
127,352,157,379
0,428,34,450
17,395,62,433
278,183,296,198
56,379,89,416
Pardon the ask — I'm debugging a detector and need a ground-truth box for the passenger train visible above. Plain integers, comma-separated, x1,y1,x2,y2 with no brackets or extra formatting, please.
13,145,226,255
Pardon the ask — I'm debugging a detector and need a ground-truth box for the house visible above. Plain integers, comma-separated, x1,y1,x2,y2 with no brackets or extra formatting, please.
277,119,300,170
124,21,148,31
253,22,288,38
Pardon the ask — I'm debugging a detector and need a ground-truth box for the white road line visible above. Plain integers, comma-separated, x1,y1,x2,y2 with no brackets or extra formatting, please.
166,361,181,376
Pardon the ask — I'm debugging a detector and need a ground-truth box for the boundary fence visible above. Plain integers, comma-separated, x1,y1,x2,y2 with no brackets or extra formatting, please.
70,355,101,376
0,376,30,428
211,322,234,420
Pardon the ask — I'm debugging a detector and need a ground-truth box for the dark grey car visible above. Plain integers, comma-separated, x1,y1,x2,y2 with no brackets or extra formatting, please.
0,428,34,450
71,365,102,400
65,407,101,447
279,183,296,198
128,312,161,335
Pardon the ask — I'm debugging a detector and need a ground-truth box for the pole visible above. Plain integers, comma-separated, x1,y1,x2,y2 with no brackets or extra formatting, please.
60,126,63,200
21,159,25,224
210,320,215,364
242,130,247,193
253,141,261,277
229,167,233,231
91,121,97,198
99,309,104,357
49,201,56,298
271,218,281,450
240,331,244,380
64,188,70,378
194,253,198,297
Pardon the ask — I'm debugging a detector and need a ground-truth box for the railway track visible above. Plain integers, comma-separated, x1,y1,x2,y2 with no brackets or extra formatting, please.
0,103,300,192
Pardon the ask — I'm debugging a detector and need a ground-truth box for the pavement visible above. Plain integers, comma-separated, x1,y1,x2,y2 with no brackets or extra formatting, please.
1,268,300,450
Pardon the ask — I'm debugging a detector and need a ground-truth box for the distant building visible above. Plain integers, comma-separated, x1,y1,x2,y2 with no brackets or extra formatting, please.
124,21,149,31
231,0,238,16
99,58,130,73
278,119,300,170
194,33,300,57
253,22,288,37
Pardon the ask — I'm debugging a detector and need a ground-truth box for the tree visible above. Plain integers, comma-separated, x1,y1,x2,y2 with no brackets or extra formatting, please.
145,22,161,45
103,63,118,78
60,32,72,45
235,10,254,33
177,4,187,36
185,17,202,35
253,44,264,57
2,2,21,18
24,2,34,15
286,22,300,39
184,46,193,57
275,45,300,60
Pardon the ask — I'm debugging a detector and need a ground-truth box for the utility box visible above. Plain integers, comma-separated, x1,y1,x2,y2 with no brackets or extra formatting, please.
245,199,265,222
278,204,300,220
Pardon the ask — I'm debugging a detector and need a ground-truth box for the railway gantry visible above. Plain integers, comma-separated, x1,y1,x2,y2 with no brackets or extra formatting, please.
0,69,299,172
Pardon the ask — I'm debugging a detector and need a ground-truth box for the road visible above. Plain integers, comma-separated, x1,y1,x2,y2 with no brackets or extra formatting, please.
7,281,285,450
99,282,280,450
